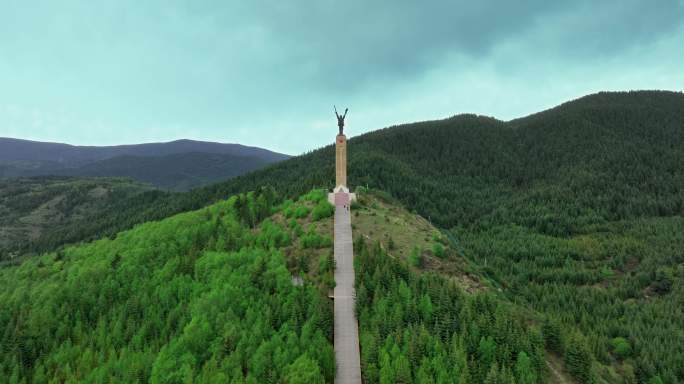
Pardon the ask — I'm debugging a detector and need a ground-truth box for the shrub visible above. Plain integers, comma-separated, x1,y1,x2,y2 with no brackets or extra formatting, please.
256,219,291,249
299,189,326,203
321,274,336,290
600,267,615,279
291,222,304,237
409,246,423,268
610,337,632,359
294,206,311,219
432,243,445,259
387,236,395,251
278,199,294,213
312,200,334,221
301,232,332,249
653,267,673,294
319,253,334,274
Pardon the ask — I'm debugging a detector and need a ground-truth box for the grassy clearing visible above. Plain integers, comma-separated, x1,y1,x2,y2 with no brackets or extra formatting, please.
350,189,485,293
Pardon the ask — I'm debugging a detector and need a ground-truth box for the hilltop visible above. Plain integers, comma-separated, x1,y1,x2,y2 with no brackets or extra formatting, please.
0,138,288,164
0,188,554,383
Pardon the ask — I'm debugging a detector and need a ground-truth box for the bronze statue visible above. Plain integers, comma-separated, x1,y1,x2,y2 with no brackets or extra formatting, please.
335,106,348,135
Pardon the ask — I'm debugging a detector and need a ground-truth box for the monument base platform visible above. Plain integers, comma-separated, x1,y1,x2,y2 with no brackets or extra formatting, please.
328,185,357,206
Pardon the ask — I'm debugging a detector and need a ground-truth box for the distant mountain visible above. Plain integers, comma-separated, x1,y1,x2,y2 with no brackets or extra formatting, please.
57,152,275,191
0,138,288,164
0,138,290,190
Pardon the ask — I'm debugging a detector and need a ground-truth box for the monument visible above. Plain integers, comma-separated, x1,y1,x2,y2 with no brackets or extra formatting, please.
330,106,356,204
335,106,348,188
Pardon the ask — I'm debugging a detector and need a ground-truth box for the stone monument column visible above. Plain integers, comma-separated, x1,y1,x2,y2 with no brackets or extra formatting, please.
329,106,356,205
336,134,347,188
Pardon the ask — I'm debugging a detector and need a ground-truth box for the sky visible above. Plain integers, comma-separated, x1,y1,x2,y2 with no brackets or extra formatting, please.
1,1,684,155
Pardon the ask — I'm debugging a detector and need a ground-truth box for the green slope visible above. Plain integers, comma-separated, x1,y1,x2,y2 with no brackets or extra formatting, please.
1,188,557,383
0,177,157,263
0,188,336,383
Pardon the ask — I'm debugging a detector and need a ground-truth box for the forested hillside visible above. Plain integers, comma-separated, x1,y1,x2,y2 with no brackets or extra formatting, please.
355,239,547,383
0,177,156,263
2,90,683,382
1,188,559,383
0,188,337,382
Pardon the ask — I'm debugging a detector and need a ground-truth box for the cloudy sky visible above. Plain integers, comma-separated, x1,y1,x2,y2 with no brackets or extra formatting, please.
1,1,683,154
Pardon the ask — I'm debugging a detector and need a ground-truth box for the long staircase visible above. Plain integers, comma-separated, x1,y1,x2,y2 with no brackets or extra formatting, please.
333,192,362,384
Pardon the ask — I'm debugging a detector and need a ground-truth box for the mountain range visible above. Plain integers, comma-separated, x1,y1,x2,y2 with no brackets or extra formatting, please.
0,138,290,190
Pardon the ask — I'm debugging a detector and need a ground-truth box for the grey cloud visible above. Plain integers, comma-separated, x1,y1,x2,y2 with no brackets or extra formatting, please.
182,0,684,90
0,0,683,153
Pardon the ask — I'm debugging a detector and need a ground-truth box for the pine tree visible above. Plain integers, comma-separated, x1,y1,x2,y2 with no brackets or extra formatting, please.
564,333,593,383
416,358,434,384
283,355,325,384
515,351,536,384
484,363,501,384
541,318,563,353
394,354,412,383
478,336,497,369
409,246,423,268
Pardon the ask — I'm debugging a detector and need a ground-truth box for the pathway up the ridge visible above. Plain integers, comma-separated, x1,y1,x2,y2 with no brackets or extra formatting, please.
333,192,362,384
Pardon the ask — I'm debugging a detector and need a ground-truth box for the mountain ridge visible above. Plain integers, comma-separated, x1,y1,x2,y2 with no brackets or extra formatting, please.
0,137,290,164
0,138,291,190
6,152,274,191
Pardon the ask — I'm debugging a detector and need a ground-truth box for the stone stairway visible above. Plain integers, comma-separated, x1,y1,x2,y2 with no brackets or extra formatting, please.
333,192,362,384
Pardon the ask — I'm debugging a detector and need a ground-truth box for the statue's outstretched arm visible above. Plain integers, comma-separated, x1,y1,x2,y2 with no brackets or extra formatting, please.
343,108,348,118
334,105,339,118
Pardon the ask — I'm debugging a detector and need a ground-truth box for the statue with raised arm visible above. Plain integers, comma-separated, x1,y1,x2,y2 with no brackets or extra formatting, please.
335,106,348,135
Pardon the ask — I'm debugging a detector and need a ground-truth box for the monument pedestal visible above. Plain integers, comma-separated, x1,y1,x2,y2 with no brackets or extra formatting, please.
328,185,357,205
